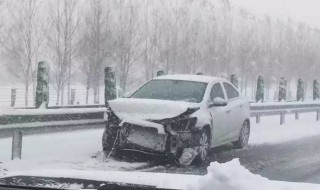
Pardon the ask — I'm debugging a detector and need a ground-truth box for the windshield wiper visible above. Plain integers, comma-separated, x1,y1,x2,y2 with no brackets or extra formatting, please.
0,176,178,190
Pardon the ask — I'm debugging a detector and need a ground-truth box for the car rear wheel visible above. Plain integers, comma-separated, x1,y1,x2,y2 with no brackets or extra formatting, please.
233,120,250,149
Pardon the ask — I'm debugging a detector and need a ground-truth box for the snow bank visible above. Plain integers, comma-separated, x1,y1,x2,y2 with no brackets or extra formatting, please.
1,114,320,189
189,159,319,190
0,129,150,178
3,159,320,190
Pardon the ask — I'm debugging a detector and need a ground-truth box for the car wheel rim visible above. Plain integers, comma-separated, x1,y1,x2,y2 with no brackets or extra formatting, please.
199,132,209,160
241,122,250,147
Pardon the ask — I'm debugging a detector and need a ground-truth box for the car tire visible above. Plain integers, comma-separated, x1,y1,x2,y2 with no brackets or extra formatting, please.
102,124,119,158
192,128,211,165
233,120,250,149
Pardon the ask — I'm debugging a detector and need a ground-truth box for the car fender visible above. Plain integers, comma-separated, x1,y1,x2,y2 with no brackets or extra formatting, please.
236,100,251,136
191,108,212,130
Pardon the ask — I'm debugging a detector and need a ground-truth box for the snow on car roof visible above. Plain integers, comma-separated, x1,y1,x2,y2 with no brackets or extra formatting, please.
155,74,227,83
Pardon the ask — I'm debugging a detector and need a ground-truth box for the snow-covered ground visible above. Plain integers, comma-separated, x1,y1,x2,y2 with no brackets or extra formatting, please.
189,159,320,190
0,130,149,174
4,159,320,190
250,113,320,145
1,113,320,189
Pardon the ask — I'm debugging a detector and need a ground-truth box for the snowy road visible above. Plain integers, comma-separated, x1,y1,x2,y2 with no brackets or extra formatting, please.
1,113,320,185
142,134,320,184
237,135,320,184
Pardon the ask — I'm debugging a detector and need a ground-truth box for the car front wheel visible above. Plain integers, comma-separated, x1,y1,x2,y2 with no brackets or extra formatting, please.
192,128,210,164
102,124,119,158
233,120,250,149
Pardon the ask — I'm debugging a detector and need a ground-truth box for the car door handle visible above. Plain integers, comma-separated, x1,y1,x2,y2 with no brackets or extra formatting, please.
226,110,231,113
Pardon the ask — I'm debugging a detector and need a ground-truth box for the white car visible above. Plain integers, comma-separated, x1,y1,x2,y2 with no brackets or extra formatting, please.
103,74,250,164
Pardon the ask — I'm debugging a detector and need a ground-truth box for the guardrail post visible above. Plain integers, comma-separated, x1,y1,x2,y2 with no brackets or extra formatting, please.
313,80,320,100
11,88,16,107
278,77,287,102
104,67,116,107
256,114,260,123
317,110,320,121
295,111,299,120
256,76,264,103
157,70,165,77
11,131,22,160
35,61,50,108
297,79,304,101
280,112,285,125
230,74,238,89
70,89,76,105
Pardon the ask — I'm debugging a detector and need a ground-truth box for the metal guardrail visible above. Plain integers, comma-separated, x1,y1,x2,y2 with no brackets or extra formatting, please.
0,109,107,138
13,104,105,109
250,103,320,125
4,102,320,159
250,103,320,111
3,102,320,133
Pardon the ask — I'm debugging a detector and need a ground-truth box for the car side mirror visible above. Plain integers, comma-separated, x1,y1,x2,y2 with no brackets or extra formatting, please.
209,97,228,107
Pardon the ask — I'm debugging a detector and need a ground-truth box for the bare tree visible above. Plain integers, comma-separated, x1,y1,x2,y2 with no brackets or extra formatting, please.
115,0,142,92
3,0,320,102
78,32,93,104
143,1,162,80
2,0,42,107
78,0,112,104
158,1,176,74
47,0,79,105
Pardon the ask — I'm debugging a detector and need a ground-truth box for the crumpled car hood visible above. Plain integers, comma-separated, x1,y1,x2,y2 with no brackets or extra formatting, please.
108,98,199,120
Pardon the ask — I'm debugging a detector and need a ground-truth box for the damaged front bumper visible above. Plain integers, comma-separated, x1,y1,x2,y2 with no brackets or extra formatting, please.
119,118,168,153
118,120,193,156
108,108,198,156
107,108,199,156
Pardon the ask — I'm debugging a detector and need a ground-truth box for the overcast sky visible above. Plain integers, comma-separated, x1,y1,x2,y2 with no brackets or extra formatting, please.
230,0,320,28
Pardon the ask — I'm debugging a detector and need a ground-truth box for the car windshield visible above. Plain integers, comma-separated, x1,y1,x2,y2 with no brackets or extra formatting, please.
130,79,207,103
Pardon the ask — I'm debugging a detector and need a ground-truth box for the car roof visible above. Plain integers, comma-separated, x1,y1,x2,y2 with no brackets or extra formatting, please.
154,74,228,83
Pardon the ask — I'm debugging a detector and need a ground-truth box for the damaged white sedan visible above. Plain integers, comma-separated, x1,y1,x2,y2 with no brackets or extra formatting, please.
102,74,250,165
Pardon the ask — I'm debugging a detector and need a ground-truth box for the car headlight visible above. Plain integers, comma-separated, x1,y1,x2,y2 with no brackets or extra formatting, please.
166,117,197,132
105,107,121,124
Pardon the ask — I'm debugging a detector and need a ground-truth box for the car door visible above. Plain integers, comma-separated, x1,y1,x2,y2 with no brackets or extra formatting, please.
222,82,243,141
208,82,231,147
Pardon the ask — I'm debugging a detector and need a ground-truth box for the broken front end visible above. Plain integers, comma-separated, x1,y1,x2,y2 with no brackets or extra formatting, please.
102,107,199,158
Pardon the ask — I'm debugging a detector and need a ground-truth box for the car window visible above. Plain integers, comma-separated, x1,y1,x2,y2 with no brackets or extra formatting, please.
130,79,208,103
210,83,225,101
223,82,239,99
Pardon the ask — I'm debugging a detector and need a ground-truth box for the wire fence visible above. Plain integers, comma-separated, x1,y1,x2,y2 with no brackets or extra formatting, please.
0,84,106,108
0,81,316,108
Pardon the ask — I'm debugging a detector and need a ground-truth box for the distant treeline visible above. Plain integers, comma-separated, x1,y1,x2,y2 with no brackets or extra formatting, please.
1,0,320,106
